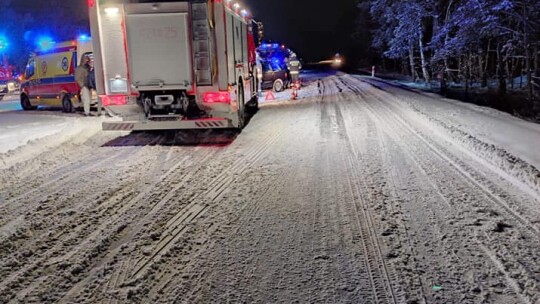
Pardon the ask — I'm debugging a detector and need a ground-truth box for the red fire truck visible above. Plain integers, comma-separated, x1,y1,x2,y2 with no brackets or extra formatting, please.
88,0,259,131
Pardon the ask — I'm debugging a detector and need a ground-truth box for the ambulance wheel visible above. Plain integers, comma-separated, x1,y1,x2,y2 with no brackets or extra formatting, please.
273,79,284,93
62,95,74,113
21,94,36,111
236,85,245,129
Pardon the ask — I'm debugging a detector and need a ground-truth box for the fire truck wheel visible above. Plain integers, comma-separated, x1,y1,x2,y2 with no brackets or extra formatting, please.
236,84,245,129
246,95,259,114
141,94,152,117
62,95,74,113
179,92,194,116
20,94,36,111
273,79,284,93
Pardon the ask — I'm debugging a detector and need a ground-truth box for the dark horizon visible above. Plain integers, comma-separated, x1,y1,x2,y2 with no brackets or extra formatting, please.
5,0,361,64
244,0,359,62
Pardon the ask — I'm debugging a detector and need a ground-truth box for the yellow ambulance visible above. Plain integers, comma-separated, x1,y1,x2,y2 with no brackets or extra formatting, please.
20,36,97,112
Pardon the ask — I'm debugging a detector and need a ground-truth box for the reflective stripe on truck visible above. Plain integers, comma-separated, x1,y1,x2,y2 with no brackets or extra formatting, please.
103,118,230,131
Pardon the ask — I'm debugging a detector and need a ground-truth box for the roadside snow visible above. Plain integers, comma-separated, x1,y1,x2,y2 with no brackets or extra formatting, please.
354,75,540,194
0,97,21,112
0,112,114,168
259,78,322,106
359,76,540,169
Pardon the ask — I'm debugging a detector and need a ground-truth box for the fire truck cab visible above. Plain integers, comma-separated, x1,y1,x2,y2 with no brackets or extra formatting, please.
89,0,259,131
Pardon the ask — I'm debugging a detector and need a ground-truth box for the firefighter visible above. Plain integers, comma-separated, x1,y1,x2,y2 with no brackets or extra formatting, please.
287,55,301,86
75,55,92,116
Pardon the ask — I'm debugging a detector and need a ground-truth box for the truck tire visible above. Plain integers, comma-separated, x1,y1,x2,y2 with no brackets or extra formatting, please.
62,95,74,113
141,94,152,117
273,79,284,92
180,92,196,117
21,94,37,111
236,85,245,129
246,95,259,114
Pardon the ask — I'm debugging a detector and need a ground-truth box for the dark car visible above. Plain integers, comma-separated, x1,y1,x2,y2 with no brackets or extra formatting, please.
260,61,289,92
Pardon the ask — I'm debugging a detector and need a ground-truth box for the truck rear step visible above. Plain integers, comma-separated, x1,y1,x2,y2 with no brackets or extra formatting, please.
103,118,231,131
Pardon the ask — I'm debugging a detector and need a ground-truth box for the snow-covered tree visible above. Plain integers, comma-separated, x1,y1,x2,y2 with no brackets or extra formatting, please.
366,0,540,100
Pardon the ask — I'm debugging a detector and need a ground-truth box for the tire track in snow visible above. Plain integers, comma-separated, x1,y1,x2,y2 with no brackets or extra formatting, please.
308,77,399,303
60,115,293,303
0,146,193,301
128,124,287,280
346,76,540,238
340,75,540,303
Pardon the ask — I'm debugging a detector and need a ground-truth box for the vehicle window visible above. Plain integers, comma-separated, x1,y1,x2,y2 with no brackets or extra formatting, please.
262,61,272,72
25,59,35,79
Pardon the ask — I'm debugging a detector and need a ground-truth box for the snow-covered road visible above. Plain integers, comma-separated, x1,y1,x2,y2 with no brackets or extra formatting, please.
0,74,539,303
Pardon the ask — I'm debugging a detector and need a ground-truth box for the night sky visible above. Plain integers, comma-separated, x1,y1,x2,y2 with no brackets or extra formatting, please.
244,0,358,62
11,0,359,63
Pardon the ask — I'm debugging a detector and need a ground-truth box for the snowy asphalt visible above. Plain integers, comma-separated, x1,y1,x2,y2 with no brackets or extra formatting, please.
0,74,539,303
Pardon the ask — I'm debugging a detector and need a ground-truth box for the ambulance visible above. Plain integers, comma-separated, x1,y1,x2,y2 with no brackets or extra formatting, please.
20,36,97,112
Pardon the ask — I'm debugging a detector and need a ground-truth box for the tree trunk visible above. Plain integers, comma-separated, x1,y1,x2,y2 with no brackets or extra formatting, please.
497,41,507,95
484,40,491,86
409,44,417,81
523,22,533,99
465,53,471,97
419,35,430,83
478,53,487,87
507,57,513,90
535,43,539,78
401,58,408,76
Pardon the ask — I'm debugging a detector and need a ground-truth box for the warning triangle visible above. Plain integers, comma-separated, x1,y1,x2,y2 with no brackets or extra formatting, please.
265,91,276,101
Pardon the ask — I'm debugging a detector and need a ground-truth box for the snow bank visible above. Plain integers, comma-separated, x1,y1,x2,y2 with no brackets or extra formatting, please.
356,75,540,194
0,97,21,112
0,112,111,169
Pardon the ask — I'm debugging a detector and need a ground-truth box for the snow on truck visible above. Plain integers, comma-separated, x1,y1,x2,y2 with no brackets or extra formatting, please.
88,0,259,131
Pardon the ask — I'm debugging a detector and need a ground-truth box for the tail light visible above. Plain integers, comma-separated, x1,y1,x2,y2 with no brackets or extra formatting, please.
203,92,231,103
101,95,127,106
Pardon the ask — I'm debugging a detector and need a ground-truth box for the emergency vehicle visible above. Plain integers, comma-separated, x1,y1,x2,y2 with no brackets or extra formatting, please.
20,37,97,112
0,62,12,96
89,0,259,131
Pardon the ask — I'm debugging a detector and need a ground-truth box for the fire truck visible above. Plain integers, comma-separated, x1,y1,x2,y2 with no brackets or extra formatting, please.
88,0,259,131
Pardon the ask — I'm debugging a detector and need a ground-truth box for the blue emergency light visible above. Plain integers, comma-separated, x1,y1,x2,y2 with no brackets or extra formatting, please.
77,34,91,42
36,36,55,52
0,35,9,52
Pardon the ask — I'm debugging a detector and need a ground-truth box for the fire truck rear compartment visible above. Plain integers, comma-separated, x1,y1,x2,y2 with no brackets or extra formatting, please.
125,8,193,93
